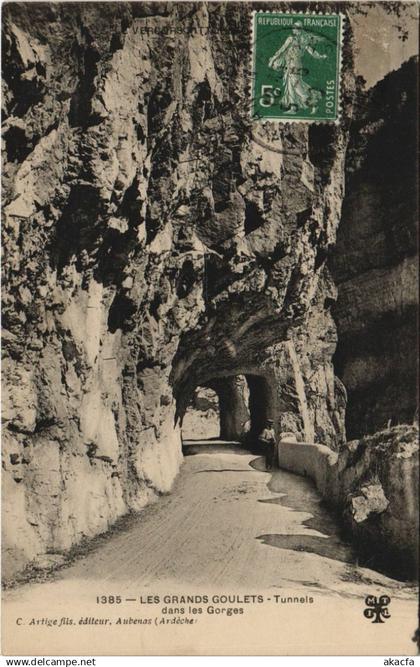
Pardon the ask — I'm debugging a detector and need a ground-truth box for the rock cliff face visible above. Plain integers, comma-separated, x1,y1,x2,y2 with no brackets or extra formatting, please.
340,425,418,579
2,1,353,580
331,58,418,439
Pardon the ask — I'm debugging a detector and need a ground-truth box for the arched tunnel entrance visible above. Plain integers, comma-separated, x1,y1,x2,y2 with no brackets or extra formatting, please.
180,373,275,450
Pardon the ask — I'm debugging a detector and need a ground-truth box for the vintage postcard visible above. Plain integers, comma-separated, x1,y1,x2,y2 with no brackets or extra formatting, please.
1,0,418,657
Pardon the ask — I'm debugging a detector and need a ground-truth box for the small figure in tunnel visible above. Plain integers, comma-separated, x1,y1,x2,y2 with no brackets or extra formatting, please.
258,419,277,471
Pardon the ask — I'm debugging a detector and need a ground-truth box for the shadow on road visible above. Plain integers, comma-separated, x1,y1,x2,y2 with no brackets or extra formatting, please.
256,532,355,564
249,456,357,566
249,455,267,471
183,440,252,457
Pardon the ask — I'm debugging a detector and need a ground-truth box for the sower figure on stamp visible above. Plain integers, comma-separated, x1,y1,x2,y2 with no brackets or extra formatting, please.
268,21,327,115
258,419,276,471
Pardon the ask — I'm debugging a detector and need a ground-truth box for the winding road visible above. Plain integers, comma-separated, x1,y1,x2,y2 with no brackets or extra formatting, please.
3,443,417,655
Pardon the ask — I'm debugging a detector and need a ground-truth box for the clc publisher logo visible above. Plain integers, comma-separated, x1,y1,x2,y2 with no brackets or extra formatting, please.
364,594,391,623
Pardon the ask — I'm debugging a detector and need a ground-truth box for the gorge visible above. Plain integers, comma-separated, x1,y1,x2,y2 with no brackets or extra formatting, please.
2,2,418,584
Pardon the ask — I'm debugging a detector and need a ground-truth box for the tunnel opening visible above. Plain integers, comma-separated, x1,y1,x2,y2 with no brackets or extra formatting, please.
245,374,275,441
179,372,275,451
181,386,220,440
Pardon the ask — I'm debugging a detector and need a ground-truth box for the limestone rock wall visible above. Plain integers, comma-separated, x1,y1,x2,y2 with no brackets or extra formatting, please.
2,1,352,580
331,58,418,439
340,426,419,578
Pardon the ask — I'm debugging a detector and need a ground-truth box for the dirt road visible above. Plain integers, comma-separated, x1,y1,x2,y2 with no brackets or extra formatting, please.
3,444,417,655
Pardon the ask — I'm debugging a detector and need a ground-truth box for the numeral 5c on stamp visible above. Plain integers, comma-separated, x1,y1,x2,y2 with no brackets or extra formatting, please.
251,12,344,123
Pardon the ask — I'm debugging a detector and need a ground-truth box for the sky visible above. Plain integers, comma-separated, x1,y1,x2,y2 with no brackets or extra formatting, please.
350,2,418,87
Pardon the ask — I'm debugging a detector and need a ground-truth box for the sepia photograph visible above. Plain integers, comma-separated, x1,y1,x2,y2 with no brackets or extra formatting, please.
1,0,418,657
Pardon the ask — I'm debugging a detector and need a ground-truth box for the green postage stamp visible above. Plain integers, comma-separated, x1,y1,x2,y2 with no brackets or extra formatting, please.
251,12,344,122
